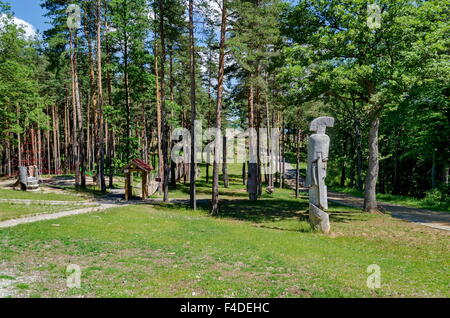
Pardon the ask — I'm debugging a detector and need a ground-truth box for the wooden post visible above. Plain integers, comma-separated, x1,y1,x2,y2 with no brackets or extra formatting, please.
142,171,148,199
125,171,131,201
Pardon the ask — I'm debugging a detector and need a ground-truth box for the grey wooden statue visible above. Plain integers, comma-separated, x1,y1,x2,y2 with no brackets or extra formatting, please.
305,117,335,233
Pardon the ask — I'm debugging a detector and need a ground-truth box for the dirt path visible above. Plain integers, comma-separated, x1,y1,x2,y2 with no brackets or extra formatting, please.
0,203,124,229
0,199,95,206
283,162,450,231
0,176,200,229
0,177,131,229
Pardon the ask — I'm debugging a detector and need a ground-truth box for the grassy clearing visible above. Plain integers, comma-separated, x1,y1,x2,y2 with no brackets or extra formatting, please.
0,200,448,298
0,166,449,298
0,188,83,202
0,203,96,222
331,186,450,213
0,164,448,298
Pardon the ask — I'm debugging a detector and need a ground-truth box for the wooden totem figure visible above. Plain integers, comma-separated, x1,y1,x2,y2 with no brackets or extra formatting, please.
305,117,335,233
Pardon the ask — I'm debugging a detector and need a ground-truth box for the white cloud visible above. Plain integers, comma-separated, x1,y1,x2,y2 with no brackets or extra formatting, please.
0,14,37,38
12,16,36,38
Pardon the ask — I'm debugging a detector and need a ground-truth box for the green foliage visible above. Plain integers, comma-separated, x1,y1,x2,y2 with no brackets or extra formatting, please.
280,0,450,198
0,0,448,208
0,16,49,148
423,186,450,211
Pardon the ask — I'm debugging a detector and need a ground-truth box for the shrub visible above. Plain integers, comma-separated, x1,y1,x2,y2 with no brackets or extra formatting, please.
422,185,450,209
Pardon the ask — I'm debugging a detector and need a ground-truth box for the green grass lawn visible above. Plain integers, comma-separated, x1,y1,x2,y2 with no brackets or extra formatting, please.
330,186,450,213
0,203,91,222
0,165,448,298
0,188,83,202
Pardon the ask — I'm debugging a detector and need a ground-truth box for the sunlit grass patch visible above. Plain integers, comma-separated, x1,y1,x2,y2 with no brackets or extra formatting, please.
0,202,97,222
0,188,83,202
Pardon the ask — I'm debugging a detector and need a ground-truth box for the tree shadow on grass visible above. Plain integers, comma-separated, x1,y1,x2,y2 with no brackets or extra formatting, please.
172,180,249,198
328,210,374,223
148,198,314,233
214,199,309,223
146,178,369,233
149,194,368,221
148,197,308,222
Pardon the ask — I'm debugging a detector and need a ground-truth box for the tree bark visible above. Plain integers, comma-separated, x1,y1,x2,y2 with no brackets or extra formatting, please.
248,83,258,201
104,4,114,188
296,129,300,198
363,116,380,212
159,0,170,202
222,135,229,188
52,104,59,174
154,43,164,194
431,150,436,188
340,136,347,187
265,92,273,188
280,114,285,189
97,0,106,192
355,122,363,191
443,165,449,185
69,32,80,188
188,0,197,210
211,0,227,215
169,44,177,188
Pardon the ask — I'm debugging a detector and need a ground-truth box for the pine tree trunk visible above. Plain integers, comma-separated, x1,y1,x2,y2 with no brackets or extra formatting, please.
255,73,262,197
211,0,227,215
74,48,85,189
188,0,197,210
30,128,37,166
159,0,170,202
280,114,285,189
69,32,80,188
296,129,300,198
102,3,114,188
124,33,131,159
265,93,273,188
222,135,229,188
7,137,11,175
84,20,95,176
96,0,106,192
205,45,214,185
64,97,69,173
52,104,59,174
154,44,164,194
169,44,177,187
46,124,51,174
248,83,258,201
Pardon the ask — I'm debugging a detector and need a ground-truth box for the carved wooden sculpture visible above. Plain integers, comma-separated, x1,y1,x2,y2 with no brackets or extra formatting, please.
305,117,335,233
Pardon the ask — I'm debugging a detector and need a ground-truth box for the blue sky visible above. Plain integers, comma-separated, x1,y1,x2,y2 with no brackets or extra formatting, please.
6,0,49,33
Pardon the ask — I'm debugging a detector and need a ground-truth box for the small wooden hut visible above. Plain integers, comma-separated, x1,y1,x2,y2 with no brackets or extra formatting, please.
122,159,154,201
